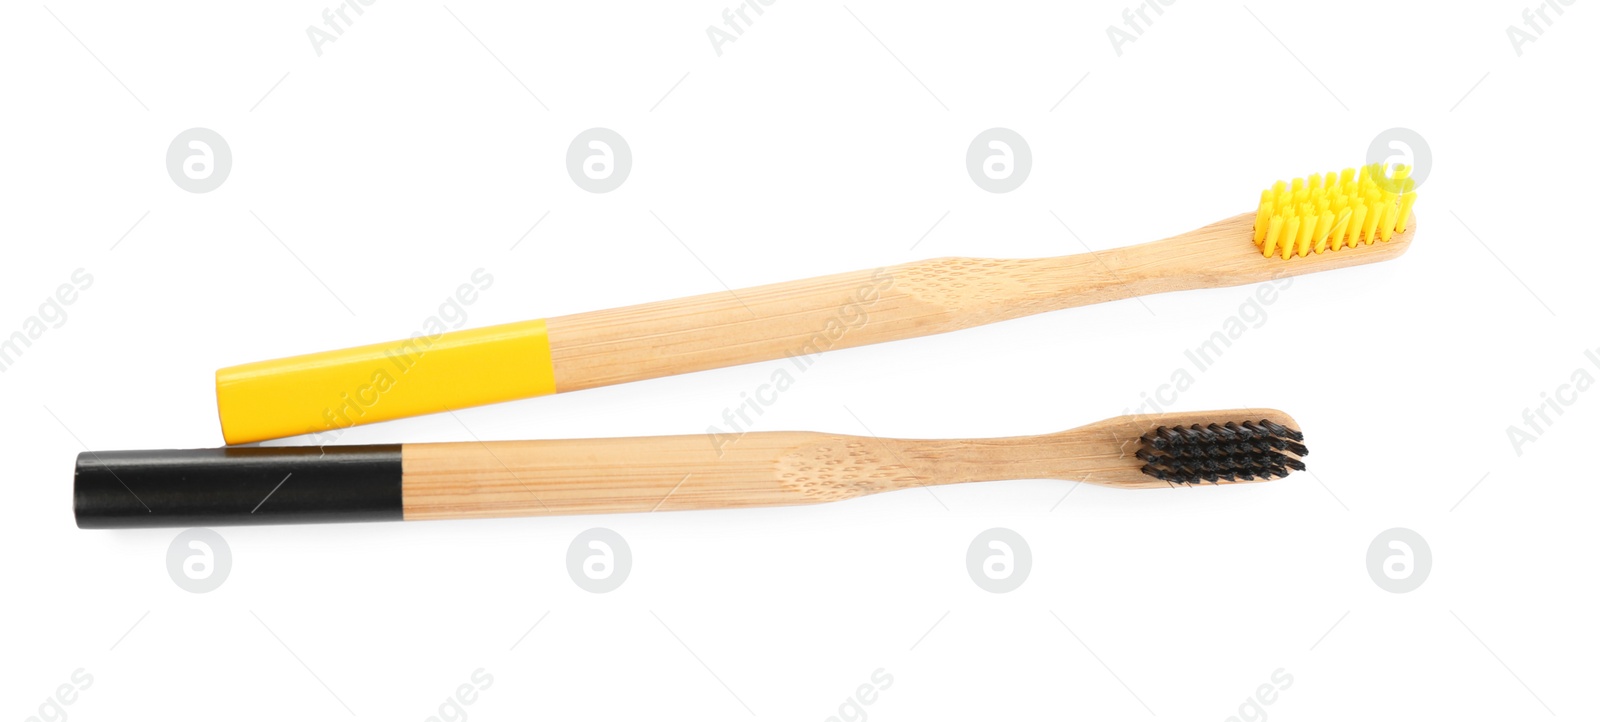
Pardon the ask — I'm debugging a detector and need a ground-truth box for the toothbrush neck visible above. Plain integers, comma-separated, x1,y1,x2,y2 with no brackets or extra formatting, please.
891,435,1092,484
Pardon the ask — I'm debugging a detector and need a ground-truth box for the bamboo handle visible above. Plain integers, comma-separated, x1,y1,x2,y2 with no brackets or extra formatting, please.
400,431,1090,520
545,254,1127,392
401,432,851,520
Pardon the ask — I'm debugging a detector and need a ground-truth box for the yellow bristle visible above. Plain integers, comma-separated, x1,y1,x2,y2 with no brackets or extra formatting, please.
1394,164,1410,181
1254,196,1274,244
1294,210,1317,257
1279,214,1300,259
1339,168,1355,187
1308,173,1322,191
1379,202,1399,242
1348,203,1369,245
1264,215,1284,258
1326,208,1352,252
1311,210,1335,254
1357,164,1370,186
1291,177,1304,193
1273,180,1287,195
1397,191,1417,233
1360,200,1383,243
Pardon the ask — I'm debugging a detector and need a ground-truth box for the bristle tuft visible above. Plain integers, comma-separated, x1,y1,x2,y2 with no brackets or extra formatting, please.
1254,164,1414,259
1138,420,1307,485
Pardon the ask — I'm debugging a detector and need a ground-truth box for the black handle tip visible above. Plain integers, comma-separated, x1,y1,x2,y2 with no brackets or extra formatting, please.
73,445,405,529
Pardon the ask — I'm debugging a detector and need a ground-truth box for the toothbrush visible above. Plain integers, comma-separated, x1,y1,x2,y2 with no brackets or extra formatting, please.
215,164,1414,445
76,409,1306,528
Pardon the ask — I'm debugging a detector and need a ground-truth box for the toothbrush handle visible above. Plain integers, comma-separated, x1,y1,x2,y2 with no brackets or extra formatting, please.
399,428,1129,521
211,251,1130,445
401,432,881,520
546,252,1120,392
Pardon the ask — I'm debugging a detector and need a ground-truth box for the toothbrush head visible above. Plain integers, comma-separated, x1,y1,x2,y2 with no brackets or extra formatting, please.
1136,419,1307,485
1253,163,1418,260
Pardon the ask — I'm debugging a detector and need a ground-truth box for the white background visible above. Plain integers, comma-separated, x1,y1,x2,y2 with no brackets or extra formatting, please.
3,1,1596,720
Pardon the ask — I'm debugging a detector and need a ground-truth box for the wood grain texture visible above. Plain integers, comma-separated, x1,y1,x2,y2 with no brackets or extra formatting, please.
545,212,1414,392
400,408,1301,520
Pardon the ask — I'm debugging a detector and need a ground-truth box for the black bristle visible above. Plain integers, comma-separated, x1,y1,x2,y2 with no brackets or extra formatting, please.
1206,423,1238,442
1137,418,1307,485
1259,419,1304,442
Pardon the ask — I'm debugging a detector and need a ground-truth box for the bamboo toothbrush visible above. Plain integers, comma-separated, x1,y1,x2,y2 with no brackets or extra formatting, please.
76,409,1305,528
215,164,1415,445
